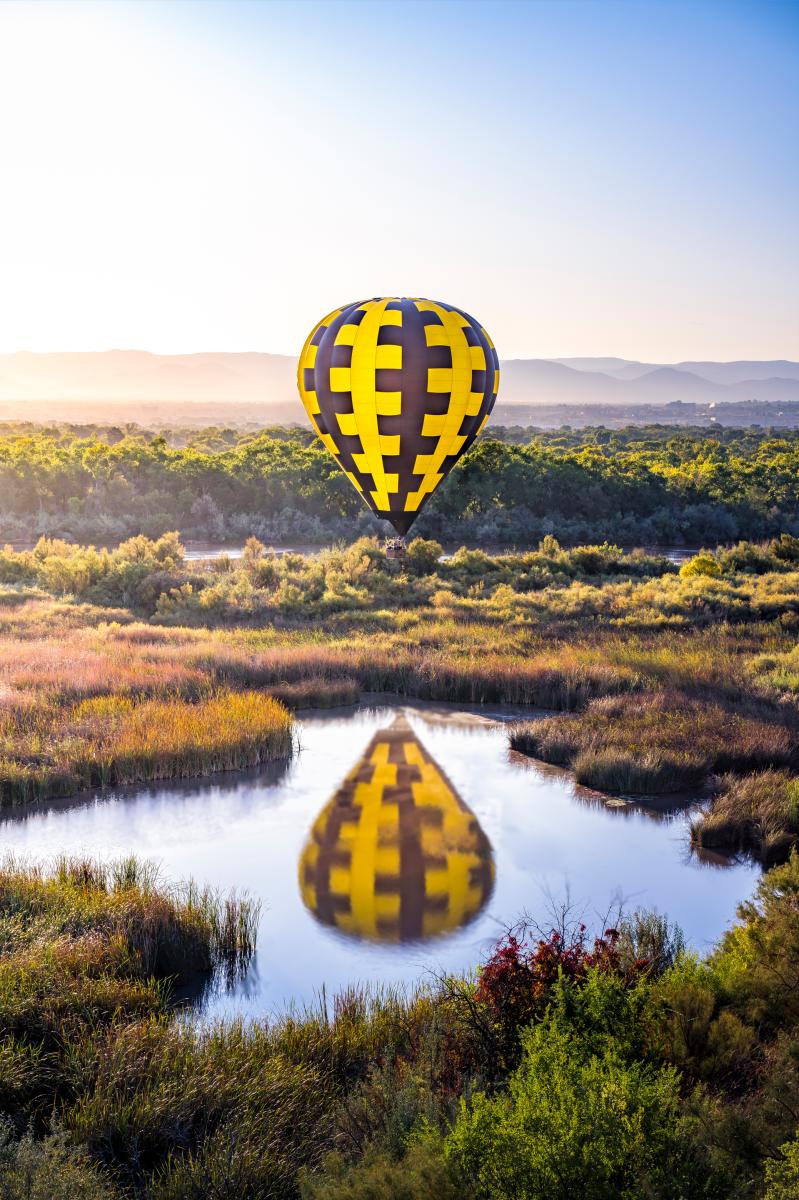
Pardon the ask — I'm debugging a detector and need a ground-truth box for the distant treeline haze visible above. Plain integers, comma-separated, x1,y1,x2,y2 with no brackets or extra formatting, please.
1,422,797,545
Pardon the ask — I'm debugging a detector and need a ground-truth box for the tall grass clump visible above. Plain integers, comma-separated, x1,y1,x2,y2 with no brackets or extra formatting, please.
0,854,259,980
511,691,797,794
76,689,293,784
692,770,799,863
0,690,293,805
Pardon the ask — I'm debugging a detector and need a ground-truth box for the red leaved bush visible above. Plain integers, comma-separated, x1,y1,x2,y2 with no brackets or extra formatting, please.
474,925,636,1073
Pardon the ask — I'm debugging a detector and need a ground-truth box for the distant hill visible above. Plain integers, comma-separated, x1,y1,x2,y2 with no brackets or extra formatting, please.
0,351,297,405
0,351,797,423
501,359,799,405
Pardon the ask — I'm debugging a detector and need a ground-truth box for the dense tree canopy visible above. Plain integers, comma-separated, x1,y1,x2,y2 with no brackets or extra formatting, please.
1,422,798,545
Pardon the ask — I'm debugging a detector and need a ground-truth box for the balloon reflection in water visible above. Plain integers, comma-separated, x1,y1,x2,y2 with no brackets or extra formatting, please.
299,715,494,943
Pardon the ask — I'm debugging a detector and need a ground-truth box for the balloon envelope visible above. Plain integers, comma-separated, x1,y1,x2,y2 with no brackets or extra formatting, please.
297,297,499,534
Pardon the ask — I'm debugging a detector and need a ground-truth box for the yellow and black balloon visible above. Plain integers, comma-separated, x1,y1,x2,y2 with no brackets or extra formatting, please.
298,716,494,943
297,297,500,534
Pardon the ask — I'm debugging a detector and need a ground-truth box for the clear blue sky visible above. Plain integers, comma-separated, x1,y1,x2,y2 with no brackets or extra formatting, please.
0,0,796,359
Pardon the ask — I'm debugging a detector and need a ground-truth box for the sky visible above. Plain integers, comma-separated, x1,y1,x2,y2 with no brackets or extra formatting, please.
0,0,797,361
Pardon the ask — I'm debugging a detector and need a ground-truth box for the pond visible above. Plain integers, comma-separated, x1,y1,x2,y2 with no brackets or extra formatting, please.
0,700,758,1021
4,540,697,566
182,543,697,566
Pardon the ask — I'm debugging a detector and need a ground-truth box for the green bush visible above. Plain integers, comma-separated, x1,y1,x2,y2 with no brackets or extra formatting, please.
680,552,723,578
404,538,443,575
299,1139,463,1200
446,980,712,1200
764,1131,799,1199
0,1121,117,1200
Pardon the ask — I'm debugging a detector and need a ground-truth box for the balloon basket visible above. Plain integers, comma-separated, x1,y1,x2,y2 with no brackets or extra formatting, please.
385,536,406,565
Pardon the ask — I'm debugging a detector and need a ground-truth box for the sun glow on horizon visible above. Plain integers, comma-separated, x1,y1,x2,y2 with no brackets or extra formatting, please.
0,0,797,361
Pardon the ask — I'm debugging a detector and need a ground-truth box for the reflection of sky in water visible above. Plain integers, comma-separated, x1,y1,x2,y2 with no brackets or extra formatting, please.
0,701,759,1020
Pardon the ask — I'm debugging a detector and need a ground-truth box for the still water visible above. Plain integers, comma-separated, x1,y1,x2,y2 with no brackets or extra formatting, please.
181,543,696,566
0,701,757,1020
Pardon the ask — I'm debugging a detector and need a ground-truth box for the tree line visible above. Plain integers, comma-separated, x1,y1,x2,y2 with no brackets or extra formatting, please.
1,421,798,545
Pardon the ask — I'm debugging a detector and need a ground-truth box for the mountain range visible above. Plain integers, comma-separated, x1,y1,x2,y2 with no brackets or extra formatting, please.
1,351,798,415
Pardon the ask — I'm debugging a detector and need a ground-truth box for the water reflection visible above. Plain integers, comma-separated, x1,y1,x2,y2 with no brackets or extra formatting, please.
299,715,494,943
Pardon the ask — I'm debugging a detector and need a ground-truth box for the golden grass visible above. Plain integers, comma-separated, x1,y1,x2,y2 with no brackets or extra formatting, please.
0,690,293,804
511,691,797,794
2,539,799,808
692,771,799,863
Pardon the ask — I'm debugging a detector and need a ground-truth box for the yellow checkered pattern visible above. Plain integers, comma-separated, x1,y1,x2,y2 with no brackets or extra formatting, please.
297,297,499,534
299,716,494,943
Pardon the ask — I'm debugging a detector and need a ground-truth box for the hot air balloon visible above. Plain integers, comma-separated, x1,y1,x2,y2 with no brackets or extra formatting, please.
297,297,499,537
298,715,494,943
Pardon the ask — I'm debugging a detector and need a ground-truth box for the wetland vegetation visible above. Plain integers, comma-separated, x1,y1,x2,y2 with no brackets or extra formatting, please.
2,520,799,1195
1,528,799,862
1,848,799,1198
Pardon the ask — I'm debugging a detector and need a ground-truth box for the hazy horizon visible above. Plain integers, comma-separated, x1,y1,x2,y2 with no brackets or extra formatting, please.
1,0,797,362
3,348,799,365
4,350,799,423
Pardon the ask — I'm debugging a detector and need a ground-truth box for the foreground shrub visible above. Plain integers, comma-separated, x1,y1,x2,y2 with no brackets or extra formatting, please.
299,1138,463,1200
764,1131,799,1199
470,926,633,1074
447,996,707,1200
715,850,799,1028
692,771,799,863
0,1121,117,1199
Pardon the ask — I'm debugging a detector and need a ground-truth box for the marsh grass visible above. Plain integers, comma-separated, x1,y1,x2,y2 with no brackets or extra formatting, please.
3,535,799,816
692,771,799,863
267,676,360,709
511,691,797,794
3,848,799,1198
0,855,259,978
0,690,292,805
0,854,260,1147
3,534,799,1195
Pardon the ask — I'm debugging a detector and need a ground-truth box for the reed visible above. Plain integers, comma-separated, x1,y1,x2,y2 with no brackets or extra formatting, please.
0,854,260,979
692,771,799,863
511,691,797,794
0,690,293,805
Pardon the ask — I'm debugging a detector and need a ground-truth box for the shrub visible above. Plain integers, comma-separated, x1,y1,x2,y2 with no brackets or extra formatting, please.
299,1138,463,1200
714,851,799,1028
680,552,723,578
764,1131,799,1199
467,926,640,1075
616,910,686,975
0,1121,117,1199
404,539,443,575
447,1004,706,1200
